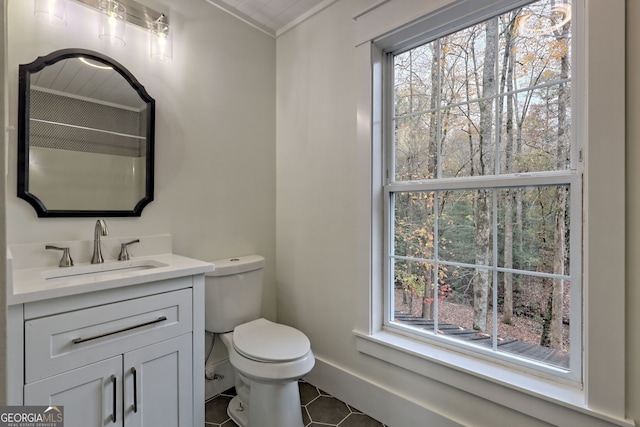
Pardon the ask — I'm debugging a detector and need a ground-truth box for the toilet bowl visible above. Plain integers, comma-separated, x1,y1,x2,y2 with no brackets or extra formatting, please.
205,256,315,427
219,319,314,427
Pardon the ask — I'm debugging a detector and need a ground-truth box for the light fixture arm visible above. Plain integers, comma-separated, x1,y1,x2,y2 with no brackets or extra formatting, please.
151,13,169,35
74,0,168,30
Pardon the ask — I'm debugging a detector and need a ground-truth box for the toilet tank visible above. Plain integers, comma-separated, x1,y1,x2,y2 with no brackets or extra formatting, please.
204,255,265,333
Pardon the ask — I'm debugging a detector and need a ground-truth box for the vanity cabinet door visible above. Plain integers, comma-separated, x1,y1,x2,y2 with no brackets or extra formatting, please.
123,334,193,427
24,356,123,427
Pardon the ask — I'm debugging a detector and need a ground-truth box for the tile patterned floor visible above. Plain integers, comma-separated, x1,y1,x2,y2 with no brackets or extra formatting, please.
205,380,389,427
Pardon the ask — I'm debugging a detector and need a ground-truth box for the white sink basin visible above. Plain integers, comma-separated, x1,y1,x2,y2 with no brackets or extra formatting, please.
42,259,169,281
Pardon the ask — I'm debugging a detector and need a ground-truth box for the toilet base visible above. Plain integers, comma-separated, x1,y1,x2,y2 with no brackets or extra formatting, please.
226,380,304,427
227,396,248,427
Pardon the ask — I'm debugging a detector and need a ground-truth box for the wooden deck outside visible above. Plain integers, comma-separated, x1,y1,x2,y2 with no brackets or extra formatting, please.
394,313,570,369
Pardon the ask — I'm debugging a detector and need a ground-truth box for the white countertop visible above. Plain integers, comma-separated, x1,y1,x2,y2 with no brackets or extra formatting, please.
7,235,214,305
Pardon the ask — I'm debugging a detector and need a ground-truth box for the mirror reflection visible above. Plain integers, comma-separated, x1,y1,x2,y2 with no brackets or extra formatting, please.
18,49,155,217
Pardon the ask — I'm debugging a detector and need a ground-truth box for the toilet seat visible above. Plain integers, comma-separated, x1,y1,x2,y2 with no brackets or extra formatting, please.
233,318,311,363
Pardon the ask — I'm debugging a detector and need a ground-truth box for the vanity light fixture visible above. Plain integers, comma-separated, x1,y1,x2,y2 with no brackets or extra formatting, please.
35,0,172,61
34,0,67,26
98,0,126,46
149,14,172,62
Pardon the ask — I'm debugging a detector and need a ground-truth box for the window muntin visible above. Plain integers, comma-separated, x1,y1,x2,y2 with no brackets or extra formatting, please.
385,0,579,379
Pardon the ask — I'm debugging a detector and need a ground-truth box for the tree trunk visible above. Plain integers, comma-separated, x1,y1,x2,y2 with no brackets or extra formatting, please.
501,13,516,325
473,190,491,331
422,41,442,320
550,7,570,349
473,18,497,332
551,187,567,349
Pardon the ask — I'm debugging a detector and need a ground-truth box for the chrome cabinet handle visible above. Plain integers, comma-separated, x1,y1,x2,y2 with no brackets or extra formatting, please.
72,316,167,344
131,367,138,413
111,375,117,423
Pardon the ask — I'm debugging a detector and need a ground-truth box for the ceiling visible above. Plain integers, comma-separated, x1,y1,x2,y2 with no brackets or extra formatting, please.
204,0,336,37
30,56,146,110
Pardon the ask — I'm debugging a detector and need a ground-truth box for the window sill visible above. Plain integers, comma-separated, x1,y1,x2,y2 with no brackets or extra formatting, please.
353,329,633,427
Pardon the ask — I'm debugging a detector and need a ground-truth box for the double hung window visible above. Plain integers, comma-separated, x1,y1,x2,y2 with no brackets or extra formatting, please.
384,0,580,380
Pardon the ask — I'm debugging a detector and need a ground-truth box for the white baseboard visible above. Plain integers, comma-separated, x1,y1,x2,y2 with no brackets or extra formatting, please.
304,357,463,427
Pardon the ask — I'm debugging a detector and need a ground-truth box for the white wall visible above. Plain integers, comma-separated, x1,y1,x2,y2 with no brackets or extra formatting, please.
276,0,359,362
276,1,640,426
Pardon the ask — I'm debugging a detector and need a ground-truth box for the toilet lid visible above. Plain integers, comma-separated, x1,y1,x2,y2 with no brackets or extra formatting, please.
233,318,311,362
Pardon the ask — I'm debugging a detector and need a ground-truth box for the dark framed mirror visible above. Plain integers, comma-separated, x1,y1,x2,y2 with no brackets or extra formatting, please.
18,49,155,217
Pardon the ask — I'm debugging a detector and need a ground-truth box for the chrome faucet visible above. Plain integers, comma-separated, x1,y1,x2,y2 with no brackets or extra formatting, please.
91,219,109,264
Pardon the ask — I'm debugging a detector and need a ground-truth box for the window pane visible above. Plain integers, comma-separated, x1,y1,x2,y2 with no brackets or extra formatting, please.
497,186,570,275
437,264,494,339
394,114,436,181
497,88,571,174
440,25,489,105
393,191,435,259
440,103,496,178
496,272,570,369
394,45,435,117
498,0,572,173
392,259,436,326
437,189,491,266
513,1,572,77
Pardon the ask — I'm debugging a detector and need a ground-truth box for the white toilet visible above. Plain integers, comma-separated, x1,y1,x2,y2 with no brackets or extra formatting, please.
205,255,315,427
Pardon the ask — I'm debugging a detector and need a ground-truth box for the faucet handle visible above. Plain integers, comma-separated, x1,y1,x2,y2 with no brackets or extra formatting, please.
118,239,140,261
45,245,74,267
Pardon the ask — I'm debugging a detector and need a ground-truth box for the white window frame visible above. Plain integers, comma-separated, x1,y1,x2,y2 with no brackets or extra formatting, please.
353,0,629,425
381,3,583,383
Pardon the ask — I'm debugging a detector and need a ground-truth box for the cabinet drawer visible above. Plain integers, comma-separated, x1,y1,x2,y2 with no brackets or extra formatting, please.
25,289,192,383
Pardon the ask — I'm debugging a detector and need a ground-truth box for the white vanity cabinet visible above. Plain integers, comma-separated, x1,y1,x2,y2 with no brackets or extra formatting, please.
7,247,212,427
22,287,194,426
